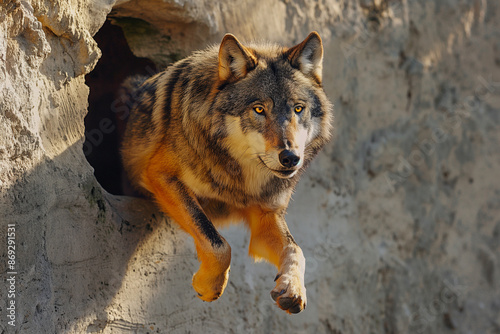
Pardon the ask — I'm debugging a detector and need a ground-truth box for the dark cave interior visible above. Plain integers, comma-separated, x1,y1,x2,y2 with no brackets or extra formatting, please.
83,20,157,195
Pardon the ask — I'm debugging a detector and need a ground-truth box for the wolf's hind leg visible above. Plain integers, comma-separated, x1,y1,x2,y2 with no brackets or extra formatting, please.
144,170,231,302
244,207,307,314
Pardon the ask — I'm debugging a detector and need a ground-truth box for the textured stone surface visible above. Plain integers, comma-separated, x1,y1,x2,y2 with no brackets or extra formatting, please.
1,0,499,333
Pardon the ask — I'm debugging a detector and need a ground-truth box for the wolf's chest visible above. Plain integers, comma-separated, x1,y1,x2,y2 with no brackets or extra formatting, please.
180,161,275,207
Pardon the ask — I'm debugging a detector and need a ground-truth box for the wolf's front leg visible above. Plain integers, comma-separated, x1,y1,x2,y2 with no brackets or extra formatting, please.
245,207,307,314
144,169,231,302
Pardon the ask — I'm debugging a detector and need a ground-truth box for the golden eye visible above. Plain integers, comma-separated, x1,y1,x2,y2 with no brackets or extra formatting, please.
254,106,265,114
294,106,303,113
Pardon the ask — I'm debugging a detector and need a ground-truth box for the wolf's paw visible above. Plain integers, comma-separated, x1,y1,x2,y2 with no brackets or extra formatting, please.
271,273,307,314
192,266,230,302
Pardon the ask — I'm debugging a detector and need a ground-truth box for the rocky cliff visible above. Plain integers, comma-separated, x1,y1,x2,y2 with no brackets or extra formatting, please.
1,0,499,333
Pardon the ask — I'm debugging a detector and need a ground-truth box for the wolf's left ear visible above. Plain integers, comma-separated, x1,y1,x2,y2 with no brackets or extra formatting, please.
286,32,324,84
218,34,257,82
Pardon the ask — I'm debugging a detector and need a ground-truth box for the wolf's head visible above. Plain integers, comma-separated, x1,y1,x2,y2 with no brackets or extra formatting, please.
213,32,333,179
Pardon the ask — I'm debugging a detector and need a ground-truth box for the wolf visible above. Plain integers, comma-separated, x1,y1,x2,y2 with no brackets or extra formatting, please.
121,31,333,314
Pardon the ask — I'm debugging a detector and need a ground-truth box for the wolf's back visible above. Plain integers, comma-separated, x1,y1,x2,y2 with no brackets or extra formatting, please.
120,48,221,193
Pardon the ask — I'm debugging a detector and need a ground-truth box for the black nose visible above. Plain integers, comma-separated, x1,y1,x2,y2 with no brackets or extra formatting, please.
279,150,300,168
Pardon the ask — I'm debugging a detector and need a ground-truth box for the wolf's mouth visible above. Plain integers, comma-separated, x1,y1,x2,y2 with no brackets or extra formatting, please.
272,169,297,178
258,156,298,179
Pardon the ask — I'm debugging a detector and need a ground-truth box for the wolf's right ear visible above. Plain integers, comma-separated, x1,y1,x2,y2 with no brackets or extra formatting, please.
218,34,257,82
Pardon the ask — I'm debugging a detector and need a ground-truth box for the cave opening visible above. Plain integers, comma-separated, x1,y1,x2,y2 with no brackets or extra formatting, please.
84,20,157,195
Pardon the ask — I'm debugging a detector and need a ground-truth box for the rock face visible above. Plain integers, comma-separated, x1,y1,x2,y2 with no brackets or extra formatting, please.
1,0,499,333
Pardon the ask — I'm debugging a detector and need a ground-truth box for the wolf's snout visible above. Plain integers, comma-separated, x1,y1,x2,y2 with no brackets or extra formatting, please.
279,150,301,168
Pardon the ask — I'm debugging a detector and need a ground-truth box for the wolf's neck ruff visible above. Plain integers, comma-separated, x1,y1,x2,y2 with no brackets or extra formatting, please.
121,32,332,313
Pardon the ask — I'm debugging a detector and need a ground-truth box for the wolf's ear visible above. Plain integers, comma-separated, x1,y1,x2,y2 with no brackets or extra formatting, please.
218,34,257,82
286,32,324,84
